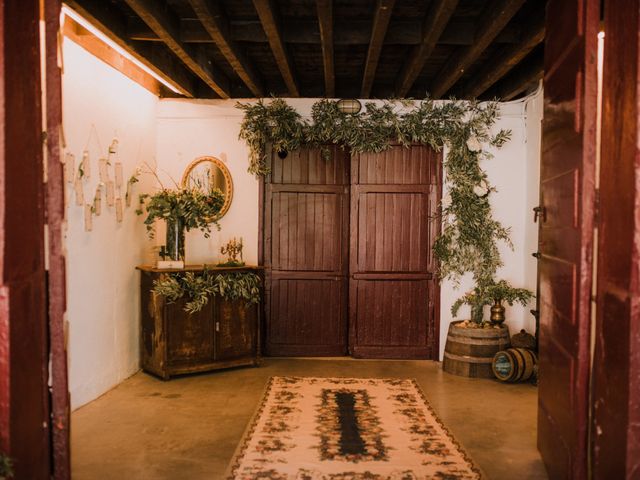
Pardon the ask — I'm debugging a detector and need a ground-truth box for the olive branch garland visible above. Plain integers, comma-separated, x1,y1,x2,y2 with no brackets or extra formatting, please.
237,98,532,323
152,270,261,314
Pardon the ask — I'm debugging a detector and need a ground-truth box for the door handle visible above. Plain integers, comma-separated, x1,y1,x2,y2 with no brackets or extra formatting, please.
532,252,541,259
533,206,546,223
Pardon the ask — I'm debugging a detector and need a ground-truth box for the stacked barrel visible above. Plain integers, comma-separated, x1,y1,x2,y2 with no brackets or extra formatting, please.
491,329,538,383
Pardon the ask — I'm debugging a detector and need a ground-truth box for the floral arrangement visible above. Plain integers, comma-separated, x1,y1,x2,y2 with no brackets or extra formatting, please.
136,187,225,239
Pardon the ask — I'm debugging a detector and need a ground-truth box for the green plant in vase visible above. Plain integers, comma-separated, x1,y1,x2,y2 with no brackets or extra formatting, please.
136,188,225,261
451,279,534,326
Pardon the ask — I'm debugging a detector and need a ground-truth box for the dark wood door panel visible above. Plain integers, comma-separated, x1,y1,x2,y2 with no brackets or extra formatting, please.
349,145,440,359
357,146,434,185
166,301,214,365
271,145,348,185
537,0,598,477
266,277,347,356
269,189,347,272
216,300,256,360
355,190,429,273
264,146,350,355
349,279,431,358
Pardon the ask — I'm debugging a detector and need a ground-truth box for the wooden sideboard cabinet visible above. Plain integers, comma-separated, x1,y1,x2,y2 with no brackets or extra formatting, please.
137,265,263,380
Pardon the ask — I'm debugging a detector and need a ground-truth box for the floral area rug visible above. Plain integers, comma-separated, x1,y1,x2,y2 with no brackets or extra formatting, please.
226,377,482,479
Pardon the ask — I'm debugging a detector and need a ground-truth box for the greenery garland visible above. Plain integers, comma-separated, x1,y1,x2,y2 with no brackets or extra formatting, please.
237,98,533,324
152,270,261,314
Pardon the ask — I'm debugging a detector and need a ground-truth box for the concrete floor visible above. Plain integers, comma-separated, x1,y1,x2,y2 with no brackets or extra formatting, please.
71,358,548,480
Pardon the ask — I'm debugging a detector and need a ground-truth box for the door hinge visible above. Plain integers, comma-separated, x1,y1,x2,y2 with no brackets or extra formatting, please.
215,321,220,332
594,188,600,224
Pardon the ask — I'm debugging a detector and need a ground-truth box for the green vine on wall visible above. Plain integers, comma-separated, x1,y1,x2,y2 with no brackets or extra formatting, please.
153,270,261,314
237,98,533,324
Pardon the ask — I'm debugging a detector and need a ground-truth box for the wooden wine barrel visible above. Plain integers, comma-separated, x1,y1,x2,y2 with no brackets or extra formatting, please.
492,348,538,382
443,321,511,378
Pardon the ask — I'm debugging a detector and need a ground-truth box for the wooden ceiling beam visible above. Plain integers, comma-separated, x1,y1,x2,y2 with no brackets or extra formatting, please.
64,0,196,97
123,0,230,98
484,48,544,100
429,0,527,99
188,0,264,96
316,0,335,97
395,0,459,98
361,0,396,98
463,13,545,98
252,0,300,97
127,18,522,47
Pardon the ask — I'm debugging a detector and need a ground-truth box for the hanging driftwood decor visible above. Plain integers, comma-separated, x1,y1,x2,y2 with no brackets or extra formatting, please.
115,198,123,223
106,180,115,206
99,158,108,182
93,184,102,216
74,176,84,206
115,162,123,189
81,150,91,179
64,152,75,184
84,204,93,232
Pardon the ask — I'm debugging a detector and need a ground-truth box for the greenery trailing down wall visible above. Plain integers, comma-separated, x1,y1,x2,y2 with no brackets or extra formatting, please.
237,98,532,324
152,270,261,314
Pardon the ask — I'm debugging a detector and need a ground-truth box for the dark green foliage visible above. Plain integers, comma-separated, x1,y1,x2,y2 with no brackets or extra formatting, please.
136,188,225,239
0,453,13,479
152,270,261,313
237,97,533,324
451,279,535,323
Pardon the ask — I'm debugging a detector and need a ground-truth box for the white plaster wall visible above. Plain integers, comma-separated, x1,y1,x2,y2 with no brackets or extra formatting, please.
63,39,157,409
156,101,258,264
157,96,542,361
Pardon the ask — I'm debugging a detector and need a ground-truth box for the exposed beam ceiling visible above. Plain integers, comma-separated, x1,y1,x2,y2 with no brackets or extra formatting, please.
486,47,544,100
67,0,544,100
123,0,230,97
64,0,196,97
316,0,334,97
361,0,396,98
395,0,459,97
252,0,300,97
463,13,545,98
188,0,264,96
429,0,528,99
126,18,522,47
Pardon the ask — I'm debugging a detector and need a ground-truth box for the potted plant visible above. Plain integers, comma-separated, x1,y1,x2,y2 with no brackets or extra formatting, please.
451,279,535,326
136,187,225,262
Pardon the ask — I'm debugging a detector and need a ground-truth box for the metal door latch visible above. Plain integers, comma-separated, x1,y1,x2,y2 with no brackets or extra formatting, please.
533,206,546,223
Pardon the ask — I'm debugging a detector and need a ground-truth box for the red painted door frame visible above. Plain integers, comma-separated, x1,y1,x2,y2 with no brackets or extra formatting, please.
44,0,71,477
0,0,69,478
591,0,640,477
0,0,51,478
537,0,599,478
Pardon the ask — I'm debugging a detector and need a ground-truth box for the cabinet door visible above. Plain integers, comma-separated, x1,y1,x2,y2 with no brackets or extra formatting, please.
215,299,257,360
165,300,215,366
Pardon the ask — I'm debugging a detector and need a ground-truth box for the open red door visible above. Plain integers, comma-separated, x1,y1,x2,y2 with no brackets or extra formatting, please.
537,0,599,478
591,0,640,477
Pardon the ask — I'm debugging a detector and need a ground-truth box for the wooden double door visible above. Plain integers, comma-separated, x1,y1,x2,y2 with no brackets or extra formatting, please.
263,144,441,359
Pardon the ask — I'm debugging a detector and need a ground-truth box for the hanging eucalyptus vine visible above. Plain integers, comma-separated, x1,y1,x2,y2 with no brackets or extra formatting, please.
237,98,531,323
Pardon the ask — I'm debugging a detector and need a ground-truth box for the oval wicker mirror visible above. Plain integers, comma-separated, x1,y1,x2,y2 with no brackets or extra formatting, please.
181,156,233,221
